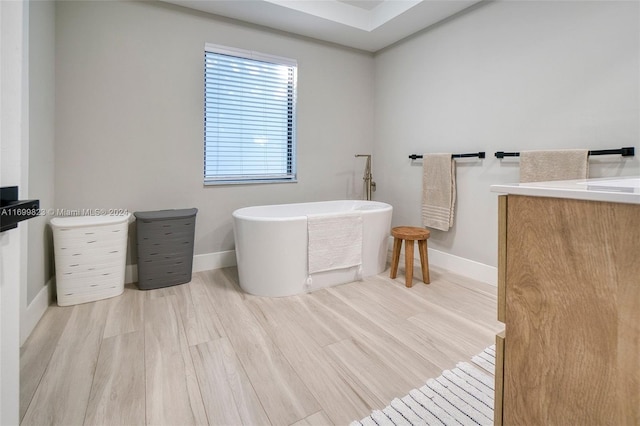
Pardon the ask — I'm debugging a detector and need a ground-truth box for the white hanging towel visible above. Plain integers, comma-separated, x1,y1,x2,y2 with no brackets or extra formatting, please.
307,212,363,275
519,149,589,183
421,153,456,231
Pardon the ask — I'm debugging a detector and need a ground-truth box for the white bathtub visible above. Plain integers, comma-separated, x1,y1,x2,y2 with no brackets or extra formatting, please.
232,200,393,297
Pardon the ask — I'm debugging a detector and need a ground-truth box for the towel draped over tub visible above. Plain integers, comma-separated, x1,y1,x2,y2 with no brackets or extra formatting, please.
307,212,363,289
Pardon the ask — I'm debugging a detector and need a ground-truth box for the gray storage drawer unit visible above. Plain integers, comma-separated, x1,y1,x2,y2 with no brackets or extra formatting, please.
134,208,197,290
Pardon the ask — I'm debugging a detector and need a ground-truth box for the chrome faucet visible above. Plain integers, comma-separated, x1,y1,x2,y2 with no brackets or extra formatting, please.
355,154,376,200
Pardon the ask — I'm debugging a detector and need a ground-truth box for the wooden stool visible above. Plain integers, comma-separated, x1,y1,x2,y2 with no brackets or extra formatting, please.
390,226,430,288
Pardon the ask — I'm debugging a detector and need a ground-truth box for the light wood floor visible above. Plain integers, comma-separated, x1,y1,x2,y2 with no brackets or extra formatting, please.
20,263,501,426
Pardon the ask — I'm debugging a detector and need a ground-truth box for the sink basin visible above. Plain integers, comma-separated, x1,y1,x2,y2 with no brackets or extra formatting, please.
578,178,640,189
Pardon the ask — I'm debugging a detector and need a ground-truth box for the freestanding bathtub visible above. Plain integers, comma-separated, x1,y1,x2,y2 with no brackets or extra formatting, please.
232,200,392,297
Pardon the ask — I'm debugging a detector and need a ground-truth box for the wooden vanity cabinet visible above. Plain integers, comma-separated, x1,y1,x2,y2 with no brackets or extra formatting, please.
494,194,640,425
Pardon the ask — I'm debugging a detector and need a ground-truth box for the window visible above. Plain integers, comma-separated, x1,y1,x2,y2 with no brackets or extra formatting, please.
204,44,297,184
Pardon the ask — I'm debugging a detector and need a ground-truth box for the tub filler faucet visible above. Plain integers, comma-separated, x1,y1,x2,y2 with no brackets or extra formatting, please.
355,154,376,200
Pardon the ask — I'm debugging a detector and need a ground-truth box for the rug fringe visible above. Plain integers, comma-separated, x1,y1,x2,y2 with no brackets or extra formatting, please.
352,346,496,426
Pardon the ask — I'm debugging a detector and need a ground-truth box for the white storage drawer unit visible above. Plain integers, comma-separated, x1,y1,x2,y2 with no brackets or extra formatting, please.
51,214,130,306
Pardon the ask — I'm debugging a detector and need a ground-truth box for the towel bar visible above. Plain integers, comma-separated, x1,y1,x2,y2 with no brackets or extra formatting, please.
409,152,485,160
494,147,635,159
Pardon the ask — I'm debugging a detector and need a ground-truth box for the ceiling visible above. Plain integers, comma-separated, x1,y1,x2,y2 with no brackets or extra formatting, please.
161,0,482,52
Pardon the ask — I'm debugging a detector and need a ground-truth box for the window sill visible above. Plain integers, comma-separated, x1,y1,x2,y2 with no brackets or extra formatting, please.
204,179,298,186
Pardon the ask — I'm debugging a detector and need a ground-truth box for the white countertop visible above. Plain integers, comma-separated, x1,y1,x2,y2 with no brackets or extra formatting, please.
490,176,640,204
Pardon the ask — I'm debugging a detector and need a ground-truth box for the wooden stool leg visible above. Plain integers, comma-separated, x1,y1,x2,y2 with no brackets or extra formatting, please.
390,237,402,279
404,239,414,288
418,239,430,284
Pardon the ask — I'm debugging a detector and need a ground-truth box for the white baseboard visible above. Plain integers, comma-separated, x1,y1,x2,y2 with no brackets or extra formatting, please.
21,278,54,346
125,264,138,284
125,250,237,284
388,236,497,286
193,250,237,272
427,248,497,286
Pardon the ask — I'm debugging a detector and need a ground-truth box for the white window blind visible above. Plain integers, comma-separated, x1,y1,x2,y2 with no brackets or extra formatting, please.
204,44,297,184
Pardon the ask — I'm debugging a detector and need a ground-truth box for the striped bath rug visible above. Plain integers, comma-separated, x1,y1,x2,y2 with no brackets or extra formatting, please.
351,346,496,426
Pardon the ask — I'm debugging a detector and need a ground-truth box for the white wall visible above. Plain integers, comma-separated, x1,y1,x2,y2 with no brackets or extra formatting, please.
374,0,640,269
26,0,55,326
55,1,375,263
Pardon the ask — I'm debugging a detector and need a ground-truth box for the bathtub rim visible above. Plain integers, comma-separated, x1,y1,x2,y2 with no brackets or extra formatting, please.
232,199,392,222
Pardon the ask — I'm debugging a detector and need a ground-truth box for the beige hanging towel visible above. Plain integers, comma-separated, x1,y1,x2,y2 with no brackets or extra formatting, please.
519,149,589,183
421,153,456,231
